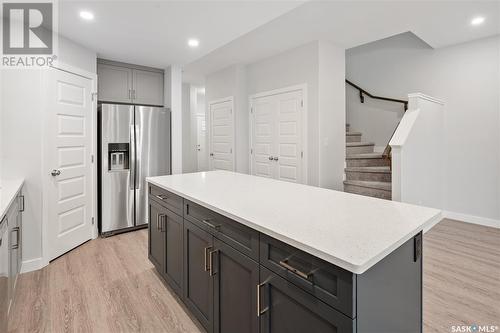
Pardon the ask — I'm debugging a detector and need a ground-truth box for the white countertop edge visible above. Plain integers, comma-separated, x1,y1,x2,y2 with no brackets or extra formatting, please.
0,179,25,220
147,178,441,274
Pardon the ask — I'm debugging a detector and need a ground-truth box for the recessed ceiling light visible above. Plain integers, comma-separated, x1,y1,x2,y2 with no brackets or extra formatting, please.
471,16,485,26
188,39,200,48
79,11,94,21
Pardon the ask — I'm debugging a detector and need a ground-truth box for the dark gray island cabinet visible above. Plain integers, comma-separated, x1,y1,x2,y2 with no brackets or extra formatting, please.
147,174,436,333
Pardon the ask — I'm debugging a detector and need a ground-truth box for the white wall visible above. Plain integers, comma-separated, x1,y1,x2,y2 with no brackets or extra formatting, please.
205,41,346,188
318,41,345,190
164,65,183,174
391,94,445,210
346,33,500,224
0,36,97,269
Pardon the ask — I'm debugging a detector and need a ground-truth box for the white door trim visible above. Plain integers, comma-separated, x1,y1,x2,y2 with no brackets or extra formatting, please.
207,96,235,171
41,62,97,268
249,84,308,184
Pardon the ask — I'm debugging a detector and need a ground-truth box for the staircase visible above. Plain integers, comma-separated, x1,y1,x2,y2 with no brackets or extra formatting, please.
343,124,392,200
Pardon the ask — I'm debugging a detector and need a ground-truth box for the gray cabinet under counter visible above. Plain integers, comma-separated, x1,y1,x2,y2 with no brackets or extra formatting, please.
0,180,24,328
147,178,429,333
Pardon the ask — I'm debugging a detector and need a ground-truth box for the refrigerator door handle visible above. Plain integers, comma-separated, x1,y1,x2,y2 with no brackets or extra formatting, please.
129,124,135,190
135,125,141,190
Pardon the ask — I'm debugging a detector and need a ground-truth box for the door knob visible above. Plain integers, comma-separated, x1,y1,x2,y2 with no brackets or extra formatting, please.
273,157,279,161
51,169,61,176
268,156,274,161
210,153,214,157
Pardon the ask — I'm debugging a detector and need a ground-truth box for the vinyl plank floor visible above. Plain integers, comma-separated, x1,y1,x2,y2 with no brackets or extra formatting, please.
8,219,500,332
8,230,203,333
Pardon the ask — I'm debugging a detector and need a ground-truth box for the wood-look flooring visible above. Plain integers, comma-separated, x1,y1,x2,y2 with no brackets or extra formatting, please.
8,219,500,333
423,219,500,333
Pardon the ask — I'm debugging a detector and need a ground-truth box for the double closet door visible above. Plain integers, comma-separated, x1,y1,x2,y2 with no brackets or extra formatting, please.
251,89,304,184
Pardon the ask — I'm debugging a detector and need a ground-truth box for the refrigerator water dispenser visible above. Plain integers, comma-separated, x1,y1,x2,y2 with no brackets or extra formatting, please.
108,143,129,171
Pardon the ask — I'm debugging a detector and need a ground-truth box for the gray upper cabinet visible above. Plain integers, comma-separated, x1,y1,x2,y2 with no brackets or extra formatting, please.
133,69,164,106
97,63,133,104
97,59,164,106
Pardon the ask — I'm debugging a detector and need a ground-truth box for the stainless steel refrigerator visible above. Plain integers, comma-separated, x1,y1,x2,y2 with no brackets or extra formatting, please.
99,104,171,235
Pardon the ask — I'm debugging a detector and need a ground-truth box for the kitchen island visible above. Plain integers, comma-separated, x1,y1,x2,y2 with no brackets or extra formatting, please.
147,171,441,333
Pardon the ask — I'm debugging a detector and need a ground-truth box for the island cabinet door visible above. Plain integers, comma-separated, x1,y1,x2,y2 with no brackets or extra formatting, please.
184,220,214,333
148,200,166,273
163,209,183,298
213,239,259,333
259,267,355,333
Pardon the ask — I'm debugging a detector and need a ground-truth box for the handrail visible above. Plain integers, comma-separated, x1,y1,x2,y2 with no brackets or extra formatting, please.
346,79,408,111
345,79,408,166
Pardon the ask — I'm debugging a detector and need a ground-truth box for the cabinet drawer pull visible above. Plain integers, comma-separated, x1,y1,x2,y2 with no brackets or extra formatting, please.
209,249,218,276
11,227,20,249
279,259,312,280
19,195,25,212
155,194,168,201
257,282,269,317
204,246,213,272
202,218,221,230
160,215,166,232
156,214,160,230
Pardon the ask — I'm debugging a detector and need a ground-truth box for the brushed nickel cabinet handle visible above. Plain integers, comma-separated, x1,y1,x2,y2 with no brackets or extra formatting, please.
11,227,20,249
204,246,213,272
278,259,312,280
160,215,166,232
209,249,218,276
155,194,168,201
257,282,269,317
202,218,221,230
19,195,25,212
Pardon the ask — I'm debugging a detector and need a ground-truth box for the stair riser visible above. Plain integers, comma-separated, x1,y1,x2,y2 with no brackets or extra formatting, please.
346,135,361,143
346,171,391,182
346,158,390,167
347,145,374,155
344,184,392,200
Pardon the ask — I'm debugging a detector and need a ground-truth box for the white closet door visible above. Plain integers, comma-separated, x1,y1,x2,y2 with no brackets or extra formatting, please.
275,90,303,183
209,99,234,171
251,88,303,183
251,95,277,178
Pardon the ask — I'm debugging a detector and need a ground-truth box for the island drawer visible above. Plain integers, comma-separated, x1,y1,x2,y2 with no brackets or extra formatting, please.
149,185,183,217
260,234,355,318
184,200,259,260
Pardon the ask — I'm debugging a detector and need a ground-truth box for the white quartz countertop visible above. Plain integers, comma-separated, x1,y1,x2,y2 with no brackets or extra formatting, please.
147,171,441,274
0,178,24,220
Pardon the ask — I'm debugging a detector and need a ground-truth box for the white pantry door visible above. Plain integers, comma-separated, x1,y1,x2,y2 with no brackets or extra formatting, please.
209,99,234,171
46,68,93,261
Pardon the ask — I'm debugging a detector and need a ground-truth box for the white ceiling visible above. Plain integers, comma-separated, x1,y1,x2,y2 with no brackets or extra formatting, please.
58,0,304,68
184,1,500,82
59,1,499,83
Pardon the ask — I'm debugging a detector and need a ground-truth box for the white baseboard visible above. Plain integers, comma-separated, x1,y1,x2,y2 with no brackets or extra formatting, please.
443,210,500,229
21,257,47,273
